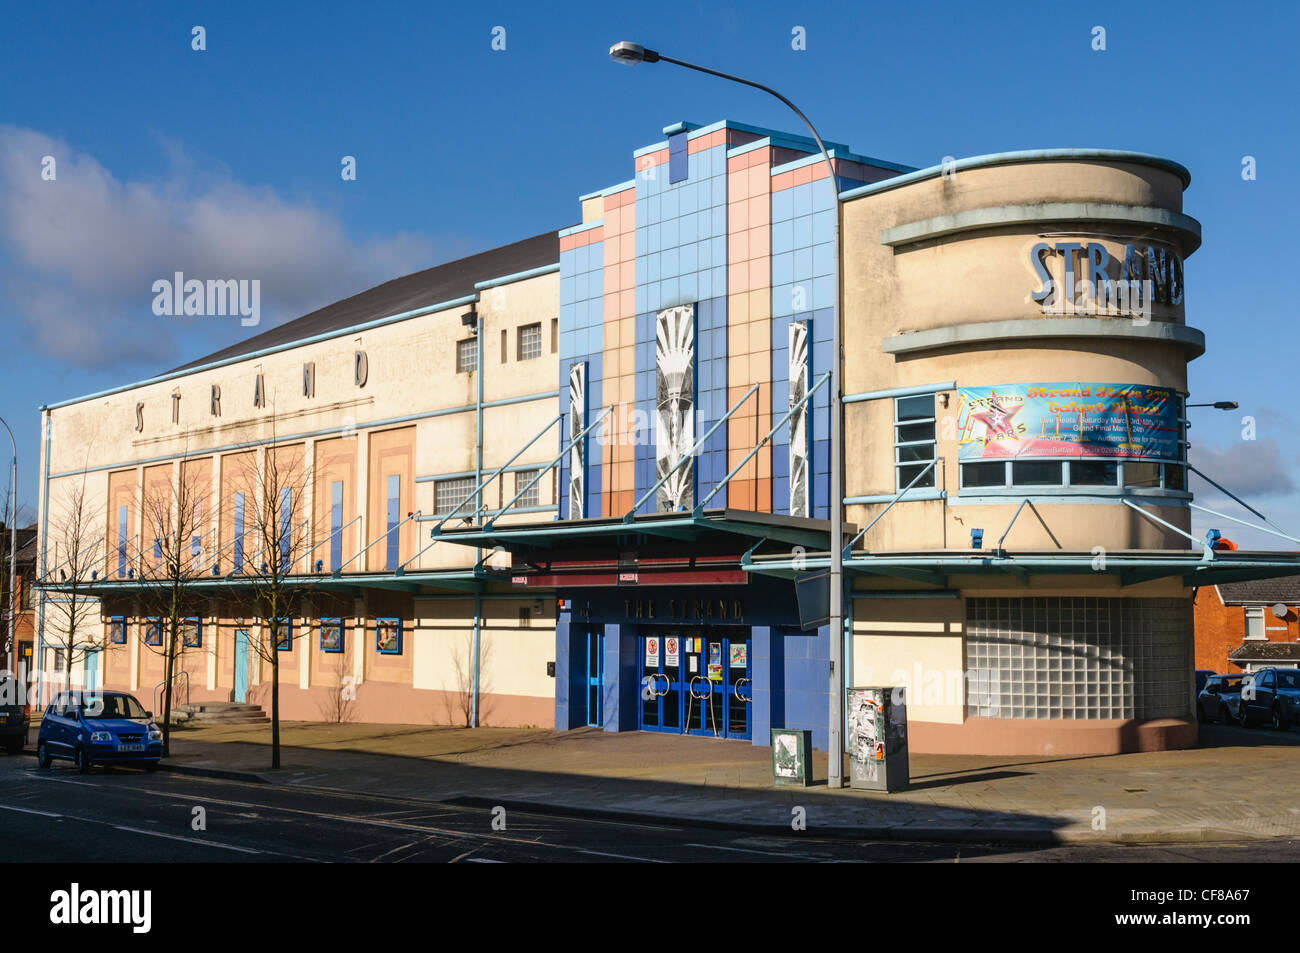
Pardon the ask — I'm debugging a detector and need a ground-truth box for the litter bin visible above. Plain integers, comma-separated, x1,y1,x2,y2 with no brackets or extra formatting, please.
847,686,909,792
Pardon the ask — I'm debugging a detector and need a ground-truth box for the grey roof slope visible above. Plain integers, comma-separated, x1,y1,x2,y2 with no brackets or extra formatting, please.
169,230,560,373
1229,642,1300,661
1218,574,1300,605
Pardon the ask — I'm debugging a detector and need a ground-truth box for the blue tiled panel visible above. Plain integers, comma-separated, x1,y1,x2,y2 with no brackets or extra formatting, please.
558,238,606,519
632,143,730,513
771,623,831,750
769,173,838,519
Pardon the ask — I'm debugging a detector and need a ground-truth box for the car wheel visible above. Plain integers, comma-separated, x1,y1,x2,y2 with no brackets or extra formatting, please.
36,741,51,769
1217,702,1232,725
73,745,91,774
1238,703,1251,728
1272,704,1289,731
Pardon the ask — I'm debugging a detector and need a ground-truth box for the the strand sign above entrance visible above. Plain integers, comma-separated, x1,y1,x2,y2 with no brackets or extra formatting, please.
624,597,745,622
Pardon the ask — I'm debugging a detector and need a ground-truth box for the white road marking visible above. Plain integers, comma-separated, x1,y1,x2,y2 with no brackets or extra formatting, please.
0,804,61,817
685,842,798,857
465,858,505,863
574,848,665,863
111,825,261,854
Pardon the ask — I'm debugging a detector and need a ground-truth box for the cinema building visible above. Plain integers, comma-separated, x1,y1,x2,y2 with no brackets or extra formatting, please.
37,119,1300,756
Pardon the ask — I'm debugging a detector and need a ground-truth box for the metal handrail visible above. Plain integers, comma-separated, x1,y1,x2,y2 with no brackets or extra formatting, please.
304,514,362,570
153,669,190,720
695,371,832,515
431,415,562,533
1120,498,1213,561
843,457,943,556
335,510,423,575
996,498,1030,556
482,405,615,531
1189,464,1297,541
1189,502,1300,547
625,384,759,521
238,517,311,575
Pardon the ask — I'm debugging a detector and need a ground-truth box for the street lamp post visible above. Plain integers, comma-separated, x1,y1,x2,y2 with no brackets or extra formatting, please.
610,41,846,786
0,417,16,681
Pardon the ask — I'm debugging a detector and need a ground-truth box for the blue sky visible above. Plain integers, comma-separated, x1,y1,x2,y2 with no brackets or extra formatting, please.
1,0,1297,545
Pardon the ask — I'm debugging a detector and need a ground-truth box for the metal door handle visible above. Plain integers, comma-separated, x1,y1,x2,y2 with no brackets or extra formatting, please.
733,677,752,703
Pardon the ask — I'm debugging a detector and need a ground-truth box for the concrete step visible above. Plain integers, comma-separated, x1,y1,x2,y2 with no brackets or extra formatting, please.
174,702,270,725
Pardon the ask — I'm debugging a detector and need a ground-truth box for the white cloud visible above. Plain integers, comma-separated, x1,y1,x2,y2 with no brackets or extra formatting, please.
0,125,440,368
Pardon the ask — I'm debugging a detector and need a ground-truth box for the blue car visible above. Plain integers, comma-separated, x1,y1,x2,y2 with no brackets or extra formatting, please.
37,691,163,772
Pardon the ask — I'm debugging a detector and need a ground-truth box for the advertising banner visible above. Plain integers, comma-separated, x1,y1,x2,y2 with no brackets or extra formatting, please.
956,383,1179,461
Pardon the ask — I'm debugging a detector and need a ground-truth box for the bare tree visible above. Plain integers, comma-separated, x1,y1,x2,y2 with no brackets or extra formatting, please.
41,478,107,696
445,631,492,728
233,438,314,768
136,451,209,756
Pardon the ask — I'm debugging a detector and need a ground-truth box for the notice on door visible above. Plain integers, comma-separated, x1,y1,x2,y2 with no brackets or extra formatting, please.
730,644,747,669
665,637,679,666
645,637,659,666
708,642,723,682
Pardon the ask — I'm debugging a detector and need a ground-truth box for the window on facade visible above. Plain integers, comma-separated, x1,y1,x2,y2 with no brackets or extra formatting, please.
182,617,201,648
1163,464,1186,491
514,469,541,509
894,394,936,490
1011,461,1063,486
274,618,293,651
109,617,127,644
435,477,476,515
21,579,32,609
960,462,1006,489
517,323,543,361
233,492,246,574
329,481,344,572
456,338,477,373
144,619,163,646
1071,461,1118,486
1123,461,1162,488
385,474,401,570
1245,606,1266,640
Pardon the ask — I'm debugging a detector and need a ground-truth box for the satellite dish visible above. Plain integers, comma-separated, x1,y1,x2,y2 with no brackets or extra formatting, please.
1272,603,1288,619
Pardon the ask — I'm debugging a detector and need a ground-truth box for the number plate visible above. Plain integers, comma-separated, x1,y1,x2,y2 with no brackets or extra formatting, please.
116,744,144,752
0,715,7,724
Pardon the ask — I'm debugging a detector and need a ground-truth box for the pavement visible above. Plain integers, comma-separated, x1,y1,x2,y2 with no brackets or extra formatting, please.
103,718,1300,847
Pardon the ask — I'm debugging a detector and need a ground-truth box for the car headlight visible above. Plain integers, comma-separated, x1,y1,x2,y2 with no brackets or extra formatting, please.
89,731,112,743
147,725,162,740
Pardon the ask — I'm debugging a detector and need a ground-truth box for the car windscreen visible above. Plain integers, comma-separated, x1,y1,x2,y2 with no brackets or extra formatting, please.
1219,677,1243,691
1276,671,1300,690
81,694,148,719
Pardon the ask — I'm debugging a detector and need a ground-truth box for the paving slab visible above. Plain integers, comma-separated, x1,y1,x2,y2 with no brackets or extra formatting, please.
151,720,1300,845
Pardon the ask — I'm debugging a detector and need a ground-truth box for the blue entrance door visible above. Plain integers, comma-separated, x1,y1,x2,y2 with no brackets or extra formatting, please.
585,629,603,727
639,630,750,739
233,629,250,703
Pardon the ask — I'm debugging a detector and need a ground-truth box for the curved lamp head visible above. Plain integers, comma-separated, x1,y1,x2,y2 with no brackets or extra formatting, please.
1214,401,1239,410
609,41,659,65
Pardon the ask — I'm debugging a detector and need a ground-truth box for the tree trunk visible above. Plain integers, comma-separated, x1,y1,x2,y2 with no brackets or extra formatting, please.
271,637,280,769
162,619,177,757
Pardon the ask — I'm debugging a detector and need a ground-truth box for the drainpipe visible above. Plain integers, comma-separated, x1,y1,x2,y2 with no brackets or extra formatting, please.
37,409,51,708
471,591,482,727
472,309,483,727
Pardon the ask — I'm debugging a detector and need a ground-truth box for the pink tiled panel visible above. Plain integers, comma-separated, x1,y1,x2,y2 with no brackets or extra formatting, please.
599,186,637,517
559,225,602,253
725,145,774,513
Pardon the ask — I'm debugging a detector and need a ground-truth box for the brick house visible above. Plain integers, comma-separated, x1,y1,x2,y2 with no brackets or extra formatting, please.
1194,575,1300,674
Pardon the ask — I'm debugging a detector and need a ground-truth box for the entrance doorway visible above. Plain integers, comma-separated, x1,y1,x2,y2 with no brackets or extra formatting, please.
233,629,250,703
639,630,751,740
